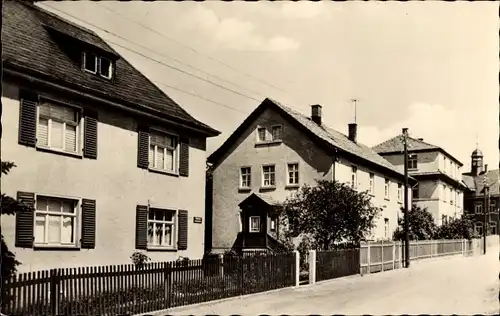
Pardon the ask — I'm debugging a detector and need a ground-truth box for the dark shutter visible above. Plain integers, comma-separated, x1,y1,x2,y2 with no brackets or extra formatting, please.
177,210,188,250
81,199,96,249
83,112,98,159
135,205,148,250
15,191,35,248
18,91,38,147
179,137,190,177
137,129,149,169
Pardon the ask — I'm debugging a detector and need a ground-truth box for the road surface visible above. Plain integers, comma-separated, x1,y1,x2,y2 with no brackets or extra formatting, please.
162,247,499,315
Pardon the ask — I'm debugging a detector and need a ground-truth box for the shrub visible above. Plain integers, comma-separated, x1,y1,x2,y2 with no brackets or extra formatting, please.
130,252,150,269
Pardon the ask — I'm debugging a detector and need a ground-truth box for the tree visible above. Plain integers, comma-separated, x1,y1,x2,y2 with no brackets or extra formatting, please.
280,180,382,251
393,204,437,241
434,215,475,240
1,161,26,309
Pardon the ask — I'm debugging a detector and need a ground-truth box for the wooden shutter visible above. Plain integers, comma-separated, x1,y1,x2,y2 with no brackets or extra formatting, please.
15,191,35,248
18,91,38,147
81,199,96,249
135,205,148,250
177,210,188,250
83,111,98,159
179,137,189,177
137,128,149,169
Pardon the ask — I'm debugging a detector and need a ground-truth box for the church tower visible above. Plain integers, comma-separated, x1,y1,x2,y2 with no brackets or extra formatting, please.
471,148,484,176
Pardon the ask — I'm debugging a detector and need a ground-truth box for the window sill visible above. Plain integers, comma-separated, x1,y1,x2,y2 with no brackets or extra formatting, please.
34,244,80,251
368,193,375,197
255,140,282,147
148,168,179,177
238,187,252,193
260,186,276,192
398,201,403,204
384,197,390,201
285,184,300,189
36,145,83,159
147,246,177,252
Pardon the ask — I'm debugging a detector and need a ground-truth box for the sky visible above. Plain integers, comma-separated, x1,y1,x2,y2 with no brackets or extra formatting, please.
39,1,499,172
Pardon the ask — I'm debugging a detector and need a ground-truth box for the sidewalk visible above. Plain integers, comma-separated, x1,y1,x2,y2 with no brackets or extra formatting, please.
157,248,498,315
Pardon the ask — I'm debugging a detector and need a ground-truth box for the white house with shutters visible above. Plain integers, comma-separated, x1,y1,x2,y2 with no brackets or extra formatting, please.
1,1,219,272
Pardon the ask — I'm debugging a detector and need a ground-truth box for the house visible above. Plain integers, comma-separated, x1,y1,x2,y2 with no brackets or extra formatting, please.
206,98,415,254
1,1,220,272
462,148,499,235
373,136,466,225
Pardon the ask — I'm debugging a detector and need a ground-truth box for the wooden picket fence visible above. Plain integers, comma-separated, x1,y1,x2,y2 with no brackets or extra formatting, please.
1,252,297,316
315,248,360,282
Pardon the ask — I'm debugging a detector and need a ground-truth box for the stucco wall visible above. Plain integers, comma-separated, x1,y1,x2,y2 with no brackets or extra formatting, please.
2,81,208,272
211,106,411,251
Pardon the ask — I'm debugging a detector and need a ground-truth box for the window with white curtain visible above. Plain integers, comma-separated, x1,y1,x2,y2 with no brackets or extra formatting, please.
147,208,176,248
34,196,78,246
149,130,178,173
37,101,80,153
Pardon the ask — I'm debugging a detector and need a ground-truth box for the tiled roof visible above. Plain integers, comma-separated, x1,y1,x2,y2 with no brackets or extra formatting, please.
2,1,219,136
373,135,463,166
474,169,500,195
462,174,476,191
254,193,281,206
269,98,407,178
372,135,439,153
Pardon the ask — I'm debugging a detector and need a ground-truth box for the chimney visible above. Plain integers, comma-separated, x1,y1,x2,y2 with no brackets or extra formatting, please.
311,104,322,125
484,164,488,173
348,123,357,143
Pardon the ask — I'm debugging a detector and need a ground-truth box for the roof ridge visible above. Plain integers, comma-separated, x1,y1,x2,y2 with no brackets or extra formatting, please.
407,135,438,148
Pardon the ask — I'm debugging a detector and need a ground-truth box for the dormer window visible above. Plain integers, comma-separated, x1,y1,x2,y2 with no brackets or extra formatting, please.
82,51,113,80
83,51,97,74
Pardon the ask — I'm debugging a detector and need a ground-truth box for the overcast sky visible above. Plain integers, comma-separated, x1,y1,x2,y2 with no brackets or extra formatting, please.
40,1,499,172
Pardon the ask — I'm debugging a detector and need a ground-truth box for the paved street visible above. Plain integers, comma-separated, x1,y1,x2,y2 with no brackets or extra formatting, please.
164,248,499,315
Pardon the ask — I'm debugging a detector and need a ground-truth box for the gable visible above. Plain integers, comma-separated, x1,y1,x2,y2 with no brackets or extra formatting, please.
2,2,218,137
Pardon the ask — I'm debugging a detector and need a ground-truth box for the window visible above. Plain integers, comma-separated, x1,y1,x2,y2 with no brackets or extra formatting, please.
475,202,483,214
384,218,389,238
240,167,252,188
99,57,113,79
397,184,402,202
83,51,97,74
449,188,453,204
412,184,419,199
351,166,358,189
262,165,276,187
441,215,448,225
37,101,80,154
443,184,447,202
475,222,483,236
490,222,497,235
490,201,497,213
408,154,418,170
83,52,113,79
35,196,78,246
249,216,260,233
443,156,447,171
270,218,276,232
369,173,374,194
287,163,299,185
271,125,282,141
148,130,178,173
257,127,266,142
147,208,175,248
384,178,390,199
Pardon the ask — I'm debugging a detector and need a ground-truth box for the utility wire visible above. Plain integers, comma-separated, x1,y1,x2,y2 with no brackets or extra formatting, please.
98,2,298,98
42,4,263,103
38,3,318,140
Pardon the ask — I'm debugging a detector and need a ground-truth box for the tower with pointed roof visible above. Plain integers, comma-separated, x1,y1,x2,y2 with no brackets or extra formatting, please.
471,148,484,176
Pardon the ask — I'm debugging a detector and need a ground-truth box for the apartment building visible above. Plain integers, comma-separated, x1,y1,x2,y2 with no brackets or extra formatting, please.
206,98,415,254
2,1,219,272
373,136,466,225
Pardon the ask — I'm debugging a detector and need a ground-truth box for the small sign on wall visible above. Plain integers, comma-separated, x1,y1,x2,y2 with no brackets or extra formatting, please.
193,217,203,224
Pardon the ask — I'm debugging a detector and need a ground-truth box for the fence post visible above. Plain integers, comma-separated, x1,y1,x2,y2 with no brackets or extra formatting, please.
218,254,224,277
381,240,384,272
308,250,316,285
294,250,300,287
50,269,60,316
392,241,396,270
366,242,371,274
